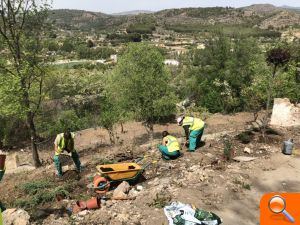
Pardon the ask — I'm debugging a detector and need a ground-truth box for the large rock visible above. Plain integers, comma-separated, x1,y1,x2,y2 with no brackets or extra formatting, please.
270,98,300,127
113,181,131,199
2,208,30,225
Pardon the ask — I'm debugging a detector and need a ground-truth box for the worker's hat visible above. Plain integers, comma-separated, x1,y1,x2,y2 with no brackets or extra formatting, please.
177,116,184,125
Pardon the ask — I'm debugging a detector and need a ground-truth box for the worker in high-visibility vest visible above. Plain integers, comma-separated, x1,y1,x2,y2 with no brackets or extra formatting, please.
158,131,181,160
0,153,6,222
54,129,82,177
177,116,205,152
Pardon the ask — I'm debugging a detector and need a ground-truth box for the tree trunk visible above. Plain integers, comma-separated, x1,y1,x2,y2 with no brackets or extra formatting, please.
27,111,42,167
21,79,41,167
266,65,277,112
262,65,277,140
149,123,154,141
108,129,115,145
144,123,154,142
120,122,125,133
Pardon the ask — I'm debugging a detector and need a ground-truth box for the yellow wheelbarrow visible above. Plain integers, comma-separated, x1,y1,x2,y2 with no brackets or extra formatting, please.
93,162,150,194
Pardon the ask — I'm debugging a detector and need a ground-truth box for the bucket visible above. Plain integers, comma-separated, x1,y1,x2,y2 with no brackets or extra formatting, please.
0,154,6,170
86,197,101,209
282,139,294,155
93,175,110,194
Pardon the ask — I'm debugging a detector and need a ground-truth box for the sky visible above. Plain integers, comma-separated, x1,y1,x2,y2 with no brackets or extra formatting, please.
52,0,300,14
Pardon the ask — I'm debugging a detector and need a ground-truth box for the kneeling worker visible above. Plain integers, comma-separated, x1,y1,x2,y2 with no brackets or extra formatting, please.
54,129,82,177
158,131,181,160
177,116,205,152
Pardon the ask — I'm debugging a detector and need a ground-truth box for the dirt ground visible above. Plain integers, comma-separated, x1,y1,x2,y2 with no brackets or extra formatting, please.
1,112,300,225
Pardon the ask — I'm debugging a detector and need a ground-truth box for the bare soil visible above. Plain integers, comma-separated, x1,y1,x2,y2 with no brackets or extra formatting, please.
1,112,300,225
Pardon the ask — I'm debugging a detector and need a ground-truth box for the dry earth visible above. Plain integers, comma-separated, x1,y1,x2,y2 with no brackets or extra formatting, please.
1,112,300,225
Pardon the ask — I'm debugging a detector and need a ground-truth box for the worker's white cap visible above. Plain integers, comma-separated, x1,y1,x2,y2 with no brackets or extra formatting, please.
177,117,183,125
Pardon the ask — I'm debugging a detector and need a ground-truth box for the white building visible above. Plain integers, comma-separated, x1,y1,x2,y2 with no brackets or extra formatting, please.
164,59,179,66
110,54,118,63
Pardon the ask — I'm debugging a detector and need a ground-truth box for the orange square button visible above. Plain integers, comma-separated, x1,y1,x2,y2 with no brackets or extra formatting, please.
261,193,300,225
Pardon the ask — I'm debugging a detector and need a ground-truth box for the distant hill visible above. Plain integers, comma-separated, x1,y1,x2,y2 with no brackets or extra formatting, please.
280,5,300,11
112,10,154,16
49,4,300,32
242,4,280,14
49,9,124,31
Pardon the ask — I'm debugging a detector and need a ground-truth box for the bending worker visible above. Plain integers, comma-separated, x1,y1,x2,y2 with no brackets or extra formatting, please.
54,129,82,177
158,131,181,160
177,115,205,152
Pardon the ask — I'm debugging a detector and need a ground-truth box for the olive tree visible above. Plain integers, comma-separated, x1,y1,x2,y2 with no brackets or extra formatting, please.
109,43,177,140
0,0,51,167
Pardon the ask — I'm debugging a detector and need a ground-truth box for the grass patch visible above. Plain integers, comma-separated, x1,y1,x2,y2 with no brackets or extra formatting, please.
242,183,251,190
14,179,75,210
233,179,251,190
148,193,172,208
93,157,116,165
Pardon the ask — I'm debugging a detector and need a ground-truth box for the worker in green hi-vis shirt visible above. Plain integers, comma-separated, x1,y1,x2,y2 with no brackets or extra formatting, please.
0,153,6,225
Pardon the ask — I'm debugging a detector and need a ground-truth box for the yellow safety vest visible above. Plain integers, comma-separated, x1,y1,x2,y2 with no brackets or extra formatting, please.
182,117,205,131
55,133,75,156
166,135,180,152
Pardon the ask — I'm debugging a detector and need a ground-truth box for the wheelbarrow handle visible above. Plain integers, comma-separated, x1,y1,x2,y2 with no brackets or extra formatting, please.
134,157,144,163
142,162,152,170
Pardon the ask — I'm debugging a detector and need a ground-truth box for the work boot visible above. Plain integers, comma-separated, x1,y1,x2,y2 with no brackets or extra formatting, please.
162,155,171,161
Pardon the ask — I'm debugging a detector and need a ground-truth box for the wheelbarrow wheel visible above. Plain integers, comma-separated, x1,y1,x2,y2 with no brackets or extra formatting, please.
93,175,110,194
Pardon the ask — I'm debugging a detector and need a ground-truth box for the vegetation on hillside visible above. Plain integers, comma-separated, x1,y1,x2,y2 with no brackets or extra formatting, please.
0,1,299,157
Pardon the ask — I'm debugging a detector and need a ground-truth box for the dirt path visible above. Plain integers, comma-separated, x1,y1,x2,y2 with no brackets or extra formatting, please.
215,153,300,225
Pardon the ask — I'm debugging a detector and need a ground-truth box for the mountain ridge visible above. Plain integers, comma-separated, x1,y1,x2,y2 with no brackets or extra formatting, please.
49,4,300,32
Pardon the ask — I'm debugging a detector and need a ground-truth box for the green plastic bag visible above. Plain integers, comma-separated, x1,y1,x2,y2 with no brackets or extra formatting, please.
194,208,222,224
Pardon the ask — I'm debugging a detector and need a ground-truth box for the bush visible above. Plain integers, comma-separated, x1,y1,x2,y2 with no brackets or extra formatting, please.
126,23,155,34
14,179,74,209
107,33,142,44
46,41,59,52
236,131,254,144
77,45,115,59
50,110,86,134
61,39,75,52
184,32,269,113
223,138,233,161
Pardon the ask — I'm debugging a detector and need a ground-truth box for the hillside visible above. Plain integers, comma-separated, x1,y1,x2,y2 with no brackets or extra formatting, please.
112,10,154,16
49,9,125,31
2,113,300,225
49,4,300,33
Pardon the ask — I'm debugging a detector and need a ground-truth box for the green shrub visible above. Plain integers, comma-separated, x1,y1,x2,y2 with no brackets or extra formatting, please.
20,180,52,195
223,138,233,161
126,23,155,34
236,131,254,144
148,193,172,208
14,179,73,209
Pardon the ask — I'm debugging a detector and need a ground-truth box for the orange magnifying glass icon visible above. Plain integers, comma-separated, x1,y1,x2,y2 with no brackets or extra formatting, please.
269,195,295,223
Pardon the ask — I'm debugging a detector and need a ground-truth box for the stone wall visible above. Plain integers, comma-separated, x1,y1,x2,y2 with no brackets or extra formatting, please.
270,98,300,127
